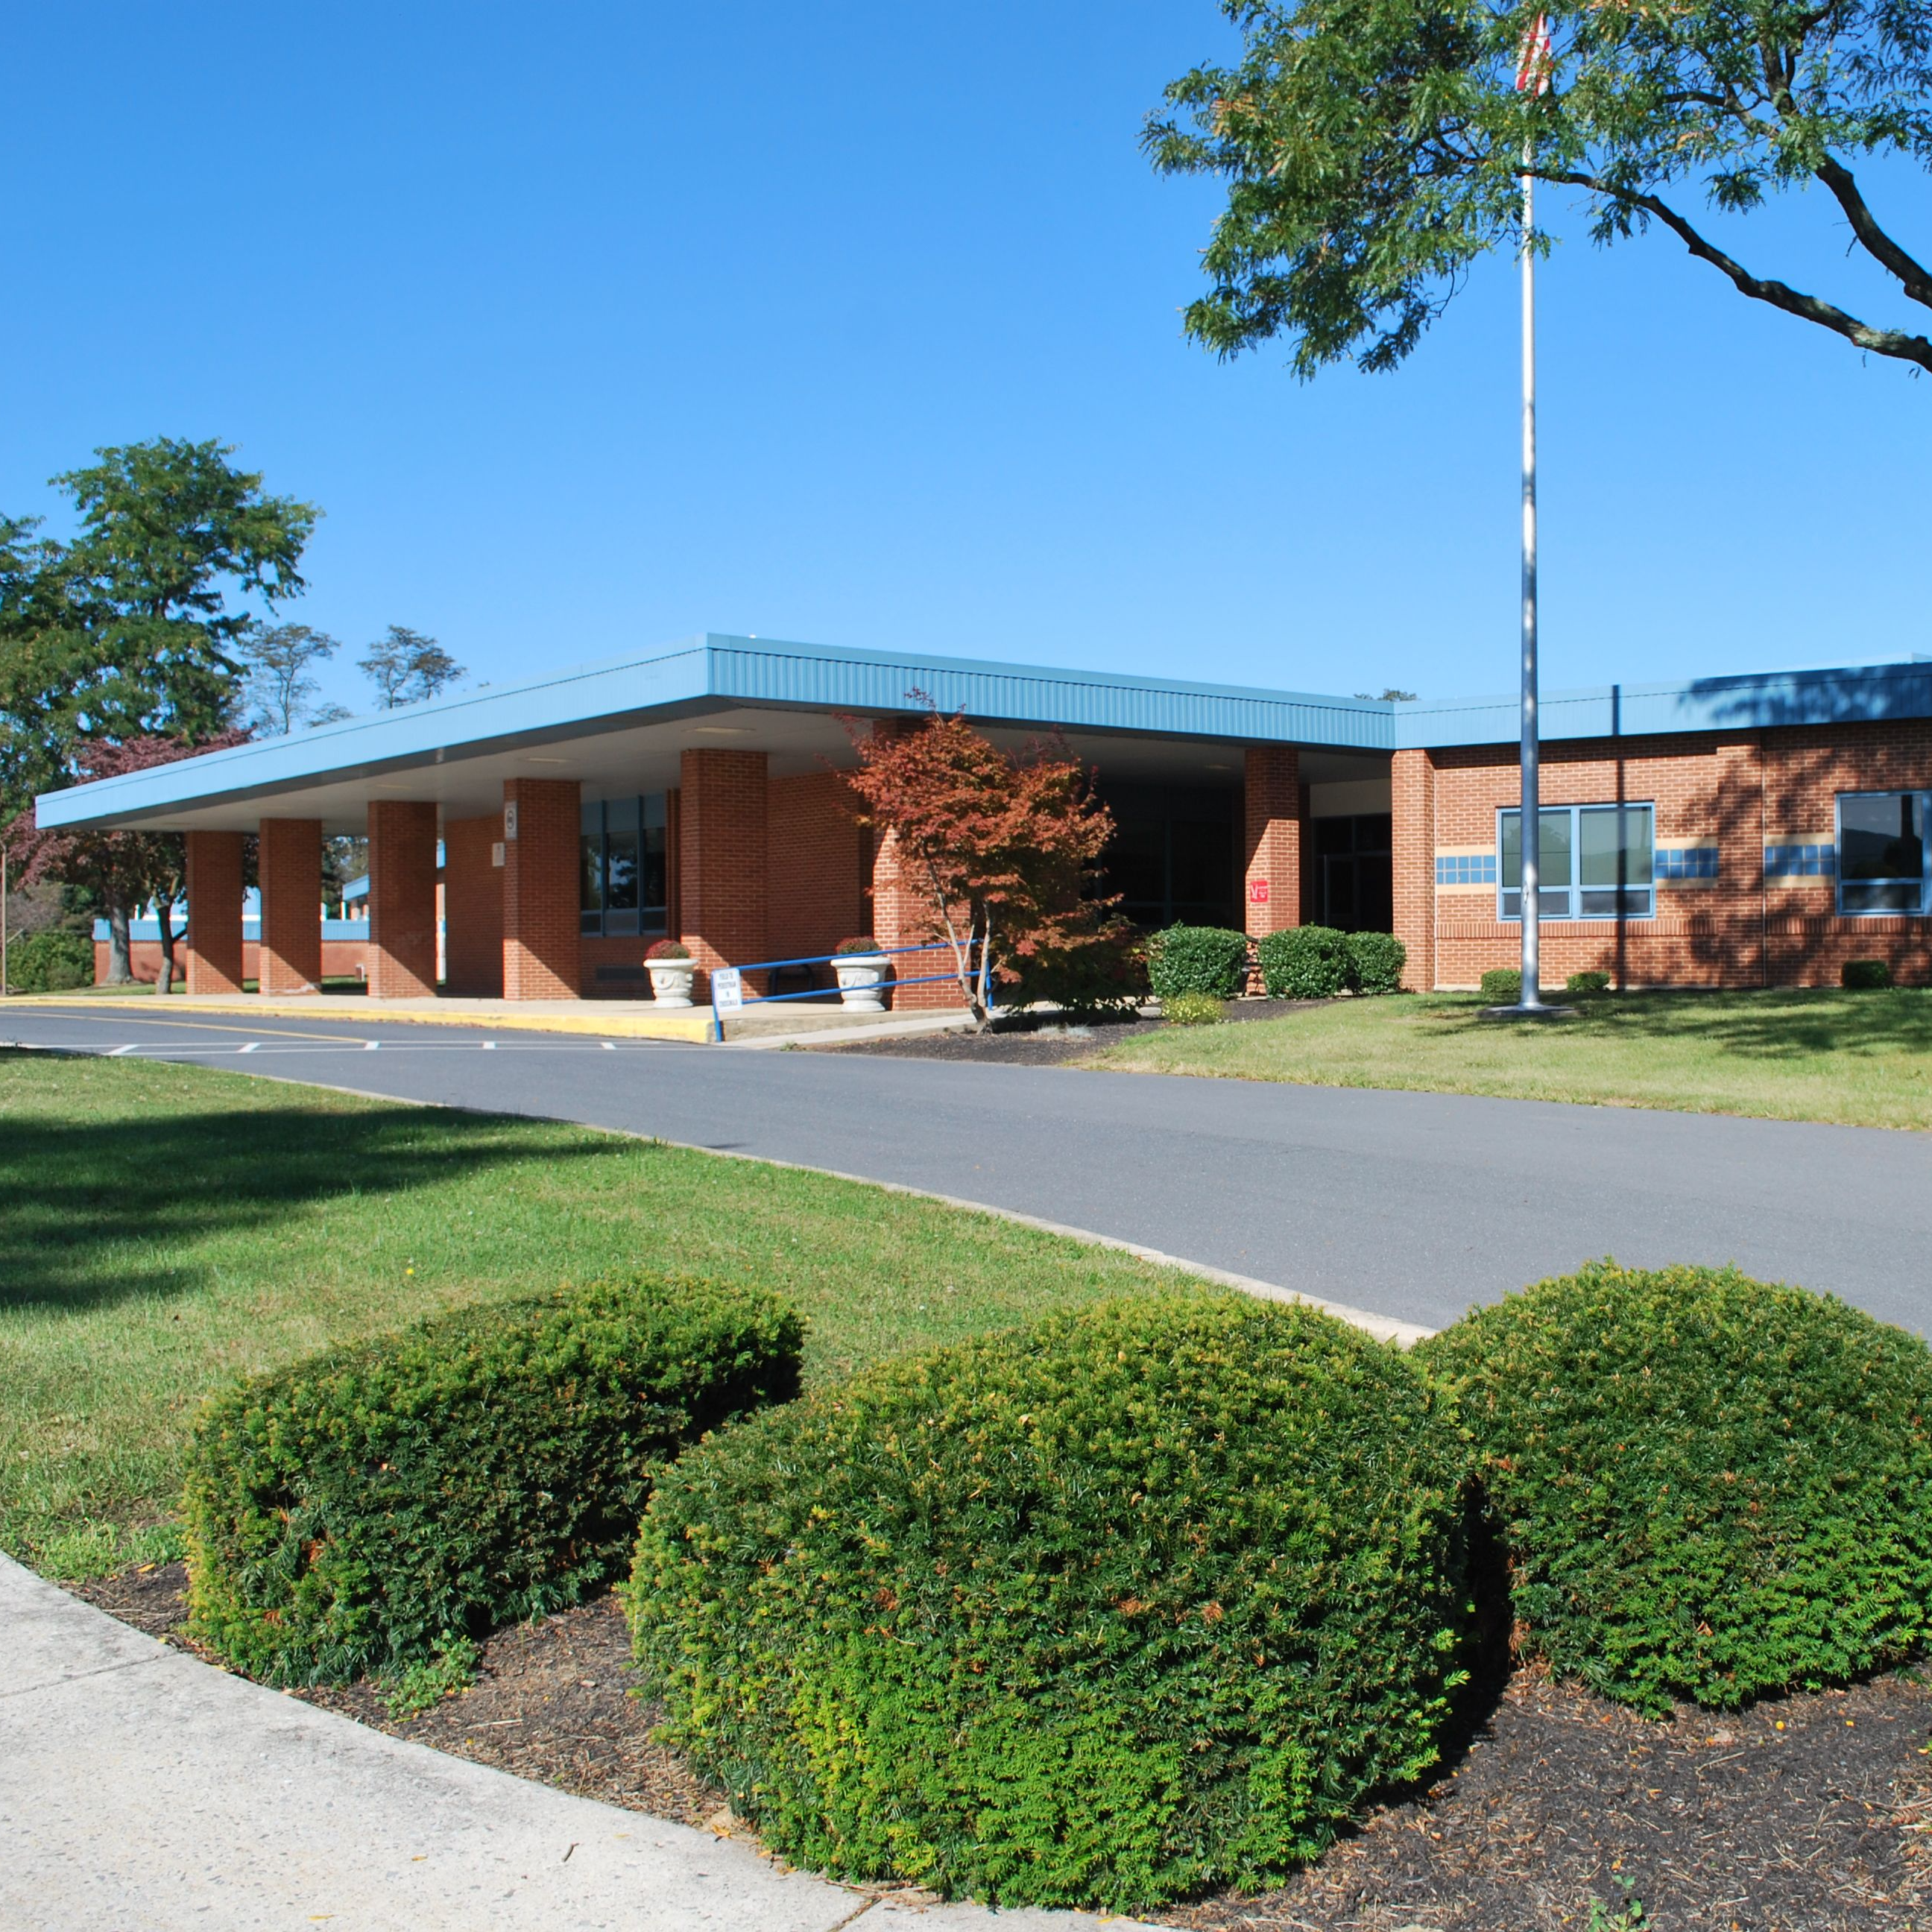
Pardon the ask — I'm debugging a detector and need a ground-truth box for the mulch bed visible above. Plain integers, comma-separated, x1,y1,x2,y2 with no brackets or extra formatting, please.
816,998,1316,1067
67,1567,1932,1929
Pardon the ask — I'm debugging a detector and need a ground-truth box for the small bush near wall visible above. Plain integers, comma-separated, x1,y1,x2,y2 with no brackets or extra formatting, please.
1566,970,1612,996
184,1275,803,1685
1419,1260,1932,1714
1479,967,1521,1003
1843,959,1893,990
1345,931,1408,995
1162,990,1224,1026
6,928,94,991
1146,924,1248,1000
627,1295,1473,1912
1258,924,1350,999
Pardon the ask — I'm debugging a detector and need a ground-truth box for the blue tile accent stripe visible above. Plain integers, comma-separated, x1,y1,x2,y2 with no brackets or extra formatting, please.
1436,853,1497,886
1765,843,1836,877
1656,846,1720,880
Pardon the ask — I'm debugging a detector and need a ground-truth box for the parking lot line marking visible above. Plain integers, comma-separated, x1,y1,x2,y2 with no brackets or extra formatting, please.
239,1041,260,1053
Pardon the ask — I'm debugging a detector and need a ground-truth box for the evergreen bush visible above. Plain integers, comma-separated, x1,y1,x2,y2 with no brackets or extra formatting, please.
1565,970,1612,995
184,1274,803,1685
1843,959,1892,989
1345,930,1407,994
627,1295,1474,1911
6,927,94,992
1257,924,1349,998
1478,967,1521,1003
1419,1260,1932,1713
1146,924,1248,1000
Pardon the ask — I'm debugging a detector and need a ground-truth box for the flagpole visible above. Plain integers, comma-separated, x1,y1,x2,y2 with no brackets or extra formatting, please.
1518,136,1543,1011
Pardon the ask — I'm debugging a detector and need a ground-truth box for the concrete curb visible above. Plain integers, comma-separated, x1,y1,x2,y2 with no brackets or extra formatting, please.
0,1554,1164,1931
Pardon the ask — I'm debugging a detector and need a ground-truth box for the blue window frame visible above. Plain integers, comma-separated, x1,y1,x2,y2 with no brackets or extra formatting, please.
581,795,669,936
1765,843,1835,878
1498,803,1654,921
1837,792,1930,916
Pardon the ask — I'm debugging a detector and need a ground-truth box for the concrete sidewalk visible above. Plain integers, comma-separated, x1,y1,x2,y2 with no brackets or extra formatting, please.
0,1556,1156,1932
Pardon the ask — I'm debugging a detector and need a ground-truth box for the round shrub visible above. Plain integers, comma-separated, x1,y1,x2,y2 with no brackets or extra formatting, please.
1843,958,1892,990
627,1295,1474,1912
6,927,94,992
1565,969,1611,995
1257,925,1349,999
1345,929,1407,995
1418,1260,1932,1714
1146,924,1248,1000
1478,967,1521,1003
184,1273,803,1685
1162,989,1224,1026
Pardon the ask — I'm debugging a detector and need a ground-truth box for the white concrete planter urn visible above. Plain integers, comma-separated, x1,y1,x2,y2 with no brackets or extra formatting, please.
833,943,891,1012
645,946,696,1008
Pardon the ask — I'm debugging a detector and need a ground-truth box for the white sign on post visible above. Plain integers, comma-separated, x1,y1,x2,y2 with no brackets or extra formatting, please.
710,967,745,1011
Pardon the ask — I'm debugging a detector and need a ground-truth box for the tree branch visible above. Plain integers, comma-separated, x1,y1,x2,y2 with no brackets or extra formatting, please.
1542,169,1932,371
1812,157,1932,313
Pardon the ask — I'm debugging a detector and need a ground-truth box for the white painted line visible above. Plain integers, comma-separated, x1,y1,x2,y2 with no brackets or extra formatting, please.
482,1040,496,1050
364,1039,380,1050
107,1044,136,1057
602,1041,616,1049
238,1041,260,1053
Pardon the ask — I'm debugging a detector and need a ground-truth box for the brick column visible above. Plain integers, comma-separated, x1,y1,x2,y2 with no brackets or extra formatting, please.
678,748,768,999
184,830,245,994
443,813,505,997
257,818,322,994
366,800,441,998
1244,748,1301,990
502,779,581,1000
1391,748,1436,991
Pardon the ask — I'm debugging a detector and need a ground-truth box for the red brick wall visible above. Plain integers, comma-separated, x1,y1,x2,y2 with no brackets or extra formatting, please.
367,800,440,998
767,770,868,962
1243,746,1301,992
679,749,768,999
442,814,504,998
502,780,581,1000
185,830,245,994
1419,721,1932,988
257,818,322,994
1391,748,1436,992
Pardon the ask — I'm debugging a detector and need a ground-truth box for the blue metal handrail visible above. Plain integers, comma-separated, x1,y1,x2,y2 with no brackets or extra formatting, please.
706,938,979,1041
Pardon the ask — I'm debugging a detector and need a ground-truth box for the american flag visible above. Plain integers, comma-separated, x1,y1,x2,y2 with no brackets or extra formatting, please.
1515,12,1554,93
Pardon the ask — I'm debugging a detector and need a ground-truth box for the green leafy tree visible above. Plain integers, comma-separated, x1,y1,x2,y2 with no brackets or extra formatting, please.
358,625,464,709
241,622,349,736
1146,0,1932,375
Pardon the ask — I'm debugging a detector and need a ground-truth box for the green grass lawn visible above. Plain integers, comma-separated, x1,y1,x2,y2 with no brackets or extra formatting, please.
1,1051,1206,1579
1093,988,1932,1131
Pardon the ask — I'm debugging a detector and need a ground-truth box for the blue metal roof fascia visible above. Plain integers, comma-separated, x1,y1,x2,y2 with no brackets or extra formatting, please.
36,632,1397,828
1395,660,1932,749
34,638,719,827
704,636,1395,748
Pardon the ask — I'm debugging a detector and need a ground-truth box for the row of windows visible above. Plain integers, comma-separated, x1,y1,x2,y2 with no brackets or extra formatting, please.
1477,792,1930,920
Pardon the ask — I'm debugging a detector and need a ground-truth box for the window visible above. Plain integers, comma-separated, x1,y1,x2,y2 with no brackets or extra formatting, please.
581,795,669,936
1499,803,1653,921
1837,792,1929,915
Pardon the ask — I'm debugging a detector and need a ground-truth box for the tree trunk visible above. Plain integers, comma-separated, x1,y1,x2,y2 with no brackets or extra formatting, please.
156,902,178,994
105,899,133,984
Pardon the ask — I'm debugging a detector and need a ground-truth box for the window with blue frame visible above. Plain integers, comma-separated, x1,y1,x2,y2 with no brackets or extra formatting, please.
1498,803,1654,921
1837,792,1930,915
581,795,669,936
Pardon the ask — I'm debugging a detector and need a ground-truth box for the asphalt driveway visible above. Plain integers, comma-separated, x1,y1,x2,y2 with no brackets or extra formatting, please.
6,1003,1928,1336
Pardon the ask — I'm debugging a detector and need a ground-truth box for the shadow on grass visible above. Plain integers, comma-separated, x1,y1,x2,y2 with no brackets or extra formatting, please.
1418,988,1932,1064
0,1064,604,1313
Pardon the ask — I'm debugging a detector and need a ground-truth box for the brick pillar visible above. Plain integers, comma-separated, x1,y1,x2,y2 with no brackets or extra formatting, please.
366,800,441,998
442,813,504,998
184,830,245,994
502,779,581,1000
1244,748,1301,990
257,818,322,994
1392,748,1436,991
678,748,768,999
1717,739,1766,990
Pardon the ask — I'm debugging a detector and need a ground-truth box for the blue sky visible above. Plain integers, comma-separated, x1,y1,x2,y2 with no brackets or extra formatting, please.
4,1,1926,713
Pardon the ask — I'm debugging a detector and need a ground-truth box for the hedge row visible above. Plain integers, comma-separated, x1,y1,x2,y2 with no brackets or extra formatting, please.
1147,923,1407,1003
183,1274,803,1683
5,927,93,991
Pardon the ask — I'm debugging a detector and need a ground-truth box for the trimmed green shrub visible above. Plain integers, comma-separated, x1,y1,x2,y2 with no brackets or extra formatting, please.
1419,1260,1932,1714
1146,924,1248,1000
1478,967,1521,1003
1345,930,1407,995
627,1295,1474,1911
1565,970,1611,995
185,1275,803,1685
1843,958,1892,990
6,927,94,992
1162,989,1224,1026
1257,924,1349,999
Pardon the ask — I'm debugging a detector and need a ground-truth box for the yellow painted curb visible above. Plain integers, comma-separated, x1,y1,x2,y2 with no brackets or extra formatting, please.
4,995,715,1044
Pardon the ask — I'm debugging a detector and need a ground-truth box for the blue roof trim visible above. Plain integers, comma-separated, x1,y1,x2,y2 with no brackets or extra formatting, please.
1397,661,1932,748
